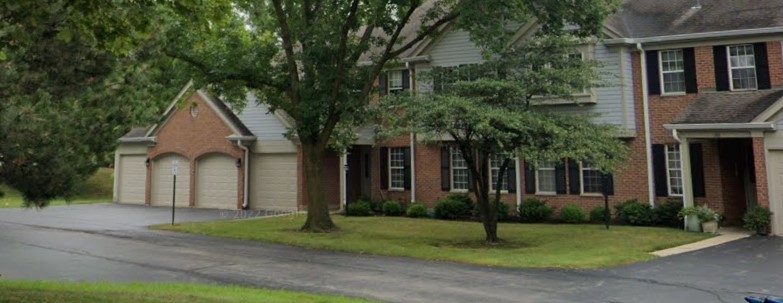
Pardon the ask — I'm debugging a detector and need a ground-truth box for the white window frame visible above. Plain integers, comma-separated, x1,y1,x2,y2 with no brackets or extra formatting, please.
665,145,684,197
387,70,404,94
489,153,510,193
530,45,597,105
658,49,686,95
727,44,758,91
535,161,557,195
579,161,603,195
450,147,470,192
388,147,405,191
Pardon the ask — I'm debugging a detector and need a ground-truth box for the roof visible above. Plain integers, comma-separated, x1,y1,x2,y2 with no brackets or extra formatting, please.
606,0,783,39
121,127,150,139
672,90,783,124
203,93,254,137
360,0,438,62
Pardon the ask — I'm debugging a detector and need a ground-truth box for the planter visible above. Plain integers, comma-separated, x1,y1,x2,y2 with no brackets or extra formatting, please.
701,221,718,234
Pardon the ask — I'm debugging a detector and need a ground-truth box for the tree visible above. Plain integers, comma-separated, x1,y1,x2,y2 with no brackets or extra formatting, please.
378,36,629,243
165,0,621,232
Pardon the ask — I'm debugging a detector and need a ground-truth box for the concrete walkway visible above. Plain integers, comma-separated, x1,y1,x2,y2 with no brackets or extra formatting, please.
652,227,751,257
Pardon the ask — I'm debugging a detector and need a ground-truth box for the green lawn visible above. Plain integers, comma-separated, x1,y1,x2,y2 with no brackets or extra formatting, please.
0,168,113,208
154,216,710,269
0,281,376,303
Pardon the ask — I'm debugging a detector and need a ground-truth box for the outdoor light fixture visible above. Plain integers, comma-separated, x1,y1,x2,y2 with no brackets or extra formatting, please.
236,158,242,168
145,158,150,167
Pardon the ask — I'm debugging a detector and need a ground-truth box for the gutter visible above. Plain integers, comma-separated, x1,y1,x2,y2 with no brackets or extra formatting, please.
606,27,783,46
229,136,257,209
637,43,657,207
118,137,156,144
663,123,776,131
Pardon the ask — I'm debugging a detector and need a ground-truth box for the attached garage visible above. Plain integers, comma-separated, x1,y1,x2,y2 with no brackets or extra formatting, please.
768,150,783,235
251,153,298,210
116,154,147,204
196,154,239,209
151,154,191,207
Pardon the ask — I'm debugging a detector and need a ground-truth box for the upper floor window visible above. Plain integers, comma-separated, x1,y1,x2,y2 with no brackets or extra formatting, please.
580,161,602,195
659,49,686,94
451,147,470,191
728,44,758,90
665,144,684,196
535,161,557,194
389,147,406,190
489,153,510,192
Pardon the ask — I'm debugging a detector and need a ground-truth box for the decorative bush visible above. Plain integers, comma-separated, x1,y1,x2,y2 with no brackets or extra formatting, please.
447,194,474,213
346,201,373,216
678,205,718,223
654,200,684,227
743,206,772,235
382,200,402,216
518,198,554,223
434,198,471,220
406,203,428,218
615,199,655,226
496,202,510,222
560,205,584,224
589,206,609,223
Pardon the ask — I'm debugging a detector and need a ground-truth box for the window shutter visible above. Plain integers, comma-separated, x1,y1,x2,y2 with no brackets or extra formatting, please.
713,46,730,91
380,147,388,190
401,70,410,90
754,43,771,90
689,143,706,197
403,147,411,190
441,147,450,191
506,160,517,193
652,144,668,197
379,73,387,97
555,160,567,194
683,48,698,93
646,50,661,95
602,173,615,196
567,160,581,195
468,152,478,192
524,161,536,194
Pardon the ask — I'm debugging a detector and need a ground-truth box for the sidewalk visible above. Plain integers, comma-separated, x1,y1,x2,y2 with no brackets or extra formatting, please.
652,227,751,257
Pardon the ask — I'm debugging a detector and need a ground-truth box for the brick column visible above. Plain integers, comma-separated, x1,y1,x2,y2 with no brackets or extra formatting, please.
752,137,770,208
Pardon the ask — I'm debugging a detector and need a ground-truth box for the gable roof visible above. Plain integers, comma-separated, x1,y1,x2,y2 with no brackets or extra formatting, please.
672,90,783,124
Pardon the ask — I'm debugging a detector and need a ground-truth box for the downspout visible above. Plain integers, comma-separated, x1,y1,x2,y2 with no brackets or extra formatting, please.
637,43,657,206
515,157,522,208
236,140,251,209
407,61,417,203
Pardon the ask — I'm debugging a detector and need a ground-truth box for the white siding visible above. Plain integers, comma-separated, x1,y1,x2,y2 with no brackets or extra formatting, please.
427,30,484,67
236,94,289,141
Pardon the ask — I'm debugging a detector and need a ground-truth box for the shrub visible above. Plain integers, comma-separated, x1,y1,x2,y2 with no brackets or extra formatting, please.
346,201,373,216
615,199,655,226
382,201,402,216
495,202,510,222
447,194,474,213
654,200,684,227
434,197,471,220
678,205,718,223
518,198,554,223
589,206,609,223
744,206,772,235
406,203,428,218
560,205,585,224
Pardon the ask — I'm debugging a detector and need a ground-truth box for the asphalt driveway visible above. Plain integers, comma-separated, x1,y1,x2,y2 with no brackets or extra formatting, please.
0,203,781,303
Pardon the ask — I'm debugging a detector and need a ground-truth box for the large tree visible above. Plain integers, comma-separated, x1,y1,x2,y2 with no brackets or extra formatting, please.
165,0,621,232
378,36,629,243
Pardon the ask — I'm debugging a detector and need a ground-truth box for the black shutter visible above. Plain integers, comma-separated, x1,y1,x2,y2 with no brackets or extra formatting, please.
380,147,388,190
379,73,387,97
754,43,771,90
713,46,730,91
683,48,698,93
646,50,661,95
401,70,410,91
567,159,581,195
403,147,411,190
555,160,567,194
690,143,706,197
506,159,517,193
602,173,615,196
441,147,451,191
524,161,536,194
468,151,478,192
652,144,668,197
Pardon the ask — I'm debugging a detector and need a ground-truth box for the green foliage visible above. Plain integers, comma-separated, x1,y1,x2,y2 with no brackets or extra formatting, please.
347,201,373,217
560,205,585,224
406,203,428,218
446,194,474,213
518,198,554,223
381,201,402,216
590,206,610,223
615,199,655,226
434,197,472,220
496,202,511,222
654,200,684,227
677,205,719,224
743,206,772,235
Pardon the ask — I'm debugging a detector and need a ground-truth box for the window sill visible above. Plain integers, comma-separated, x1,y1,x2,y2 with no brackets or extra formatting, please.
730,88,759,92
535,192,557,196
580,193,603,197
388,188,406,192
660,92,687,97
450,189,469,193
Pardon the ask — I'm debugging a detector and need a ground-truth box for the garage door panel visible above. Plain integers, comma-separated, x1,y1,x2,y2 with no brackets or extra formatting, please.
196,155,238,209
251,154,297,210
151,155,190,207
771,151,783,235
117,155,146,204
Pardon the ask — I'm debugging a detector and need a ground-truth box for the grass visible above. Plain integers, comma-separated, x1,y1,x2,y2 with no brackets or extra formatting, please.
154,216,711,269
0,280,375,303
0,168,113,208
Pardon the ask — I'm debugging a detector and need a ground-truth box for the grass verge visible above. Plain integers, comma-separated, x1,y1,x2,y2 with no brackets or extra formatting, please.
0,280,375,303
154,215,711,269
0,168,113,208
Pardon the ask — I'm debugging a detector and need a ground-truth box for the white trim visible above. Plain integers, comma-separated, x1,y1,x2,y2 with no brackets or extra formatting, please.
664,123,776,131
665,144,684,197
410,133,416,203
604,27,783,46
727,44,759,91
579,161,603,195
488,154,510,193
534,161,557,195
388,147,406,191
449,147,470,191
658,49,687,95
515,157,522,208
638,44,657,206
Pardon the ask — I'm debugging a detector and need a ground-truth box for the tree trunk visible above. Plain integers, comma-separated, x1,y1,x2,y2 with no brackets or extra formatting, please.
300,142,337,232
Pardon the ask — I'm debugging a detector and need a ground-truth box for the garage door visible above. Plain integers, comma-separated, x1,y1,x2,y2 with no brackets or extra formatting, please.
251,153,297,210
117,155,147,204
769,151,783,235
151,155,190,207
196,154,239,209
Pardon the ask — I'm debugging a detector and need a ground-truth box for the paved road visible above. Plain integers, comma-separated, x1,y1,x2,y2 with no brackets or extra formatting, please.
0,203,781,303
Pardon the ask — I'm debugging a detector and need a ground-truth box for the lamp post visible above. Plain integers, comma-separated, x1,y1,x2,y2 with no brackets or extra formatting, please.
602,174,612,230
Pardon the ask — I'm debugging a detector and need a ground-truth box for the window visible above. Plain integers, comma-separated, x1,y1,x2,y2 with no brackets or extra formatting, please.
535,161,557,194
666,145,683,196
659,49,686,94
450,147,469,191
489,153,510,192
387,70,404,94
389,148,405,190
580,161,602,194
728,44,757,90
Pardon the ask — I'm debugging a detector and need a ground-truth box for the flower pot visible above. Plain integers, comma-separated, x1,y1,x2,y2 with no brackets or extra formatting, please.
701,221,718,234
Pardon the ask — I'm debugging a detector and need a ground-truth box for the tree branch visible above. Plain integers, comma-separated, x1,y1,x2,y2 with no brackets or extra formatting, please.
271,0,300,107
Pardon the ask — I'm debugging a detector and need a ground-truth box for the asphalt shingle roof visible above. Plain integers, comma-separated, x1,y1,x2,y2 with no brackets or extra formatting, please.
672,90,783,124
